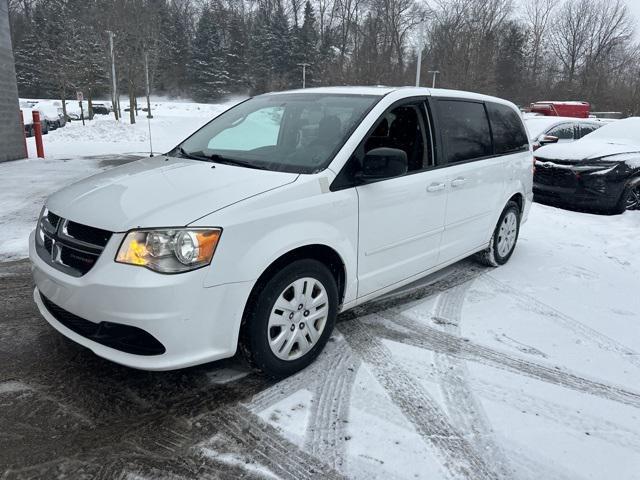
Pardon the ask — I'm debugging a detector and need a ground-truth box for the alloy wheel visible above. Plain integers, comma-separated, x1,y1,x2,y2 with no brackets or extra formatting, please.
497,211,518,258
625,185,640,210
267,277,329,361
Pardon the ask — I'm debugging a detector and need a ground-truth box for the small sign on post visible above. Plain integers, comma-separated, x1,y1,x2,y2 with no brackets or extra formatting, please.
77,91,85,126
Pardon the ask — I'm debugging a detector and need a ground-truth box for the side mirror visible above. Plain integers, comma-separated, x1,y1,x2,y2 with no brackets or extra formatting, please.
356,148,408,183
539,135,559,146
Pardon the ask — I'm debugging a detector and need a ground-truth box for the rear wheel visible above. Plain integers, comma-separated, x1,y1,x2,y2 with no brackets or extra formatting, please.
239,259,338,378
475,201,521,267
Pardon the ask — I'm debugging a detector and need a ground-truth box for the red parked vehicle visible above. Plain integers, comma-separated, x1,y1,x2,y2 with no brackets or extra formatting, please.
530,101,590,119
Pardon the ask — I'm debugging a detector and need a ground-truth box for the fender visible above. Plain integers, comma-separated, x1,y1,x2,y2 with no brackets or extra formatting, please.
193,178,359,304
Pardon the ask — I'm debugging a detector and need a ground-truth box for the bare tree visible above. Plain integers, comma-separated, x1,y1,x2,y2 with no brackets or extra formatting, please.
523,0,555,84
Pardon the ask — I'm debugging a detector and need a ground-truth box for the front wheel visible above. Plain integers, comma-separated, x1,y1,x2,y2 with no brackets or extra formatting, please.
614,181,640,213
475,201,521,267
239,259,338,378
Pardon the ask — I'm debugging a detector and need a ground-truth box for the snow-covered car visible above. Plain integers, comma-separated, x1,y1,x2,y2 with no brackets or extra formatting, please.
20,107,49,136
534,117,640,213
36,104,65,130
29,86,533,377
92,103,109,115
524,116,603,151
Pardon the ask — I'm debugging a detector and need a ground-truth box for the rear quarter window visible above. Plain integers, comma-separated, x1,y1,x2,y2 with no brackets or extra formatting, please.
486,102,529,154
435,100,492,163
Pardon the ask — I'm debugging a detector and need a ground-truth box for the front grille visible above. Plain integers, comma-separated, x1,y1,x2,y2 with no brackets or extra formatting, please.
36,211,113,277
535,164,578,188
40,294,166,356
47,211,61,229
65,221,111,247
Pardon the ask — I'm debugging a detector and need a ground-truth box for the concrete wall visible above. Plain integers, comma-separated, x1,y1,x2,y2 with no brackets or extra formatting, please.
0,0,26,162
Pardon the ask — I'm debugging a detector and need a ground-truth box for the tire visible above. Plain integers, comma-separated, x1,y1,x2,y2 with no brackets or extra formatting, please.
613,180,640,214
475,201,521,267
239,259,338,378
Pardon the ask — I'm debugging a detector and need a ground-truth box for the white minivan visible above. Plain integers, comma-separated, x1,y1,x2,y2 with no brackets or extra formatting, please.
30,87,533,377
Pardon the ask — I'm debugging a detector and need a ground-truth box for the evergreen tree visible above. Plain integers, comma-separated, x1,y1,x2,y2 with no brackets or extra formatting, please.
224,14,249,93
496,22,527,104
289,1,319,87
269,2,293,90
159,1,192,96
190,6,230,101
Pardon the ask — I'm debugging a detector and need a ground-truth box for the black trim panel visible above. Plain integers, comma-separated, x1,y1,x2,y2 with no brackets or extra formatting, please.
40,293,166,356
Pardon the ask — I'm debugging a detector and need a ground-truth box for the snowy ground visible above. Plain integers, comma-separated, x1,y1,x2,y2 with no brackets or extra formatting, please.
23,98,242,159
1,101,640,479
2,98,240,260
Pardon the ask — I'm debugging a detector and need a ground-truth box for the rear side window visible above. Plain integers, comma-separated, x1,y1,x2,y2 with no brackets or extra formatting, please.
578,123,600,138
547,123,575,140
486,102,529,154
436,100,492,163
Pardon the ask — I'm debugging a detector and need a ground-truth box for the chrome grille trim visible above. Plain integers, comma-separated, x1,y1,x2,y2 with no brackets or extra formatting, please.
36,211,113,277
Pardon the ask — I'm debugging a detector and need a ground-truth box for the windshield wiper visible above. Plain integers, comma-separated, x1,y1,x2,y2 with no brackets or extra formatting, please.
175,148,267,170
176,147,212,163
207,154,267,170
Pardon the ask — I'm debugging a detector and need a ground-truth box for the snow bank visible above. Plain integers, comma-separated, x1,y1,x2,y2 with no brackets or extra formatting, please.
23,99,242,159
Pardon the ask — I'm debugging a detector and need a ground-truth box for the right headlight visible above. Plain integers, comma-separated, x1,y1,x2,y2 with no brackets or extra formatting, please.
115,228,222,273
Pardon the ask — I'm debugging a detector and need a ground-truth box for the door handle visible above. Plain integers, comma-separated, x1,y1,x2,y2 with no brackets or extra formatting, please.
451,178,466,188
427,182,446,192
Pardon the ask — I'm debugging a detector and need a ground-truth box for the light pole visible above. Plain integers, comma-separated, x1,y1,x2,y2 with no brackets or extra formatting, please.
107,30,119,120
297,63,310,88
428,70,440,88
415,21,426,87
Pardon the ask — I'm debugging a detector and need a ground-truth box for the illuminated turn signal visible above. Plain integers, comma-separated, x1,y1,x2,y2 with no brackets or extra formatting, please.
115,228,222,273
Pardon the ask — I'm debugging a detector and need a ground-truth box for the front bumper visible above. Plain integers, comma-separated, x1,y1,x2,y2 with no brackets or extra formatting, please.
29,230,254,370
533,182,622,210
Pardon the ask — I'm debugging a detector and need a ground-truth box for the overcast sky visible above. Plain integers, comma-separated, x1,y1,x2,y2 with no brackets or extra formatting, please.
624,0,640,39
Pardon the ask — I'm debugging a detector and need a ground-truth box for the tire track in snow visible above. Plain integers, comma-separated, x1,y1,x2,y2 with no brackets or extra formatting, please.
482,274,640,370
339,319,500,480
370,313,640,409
304,343,360,471
247,340,344,413
472,378,640,453
215,405,347,480
431,282,514,479
247,337,360,473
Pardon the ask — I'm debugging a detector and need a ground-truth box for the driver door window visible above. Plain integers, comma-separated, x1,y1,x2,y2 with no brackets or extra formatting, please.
363,104,432,172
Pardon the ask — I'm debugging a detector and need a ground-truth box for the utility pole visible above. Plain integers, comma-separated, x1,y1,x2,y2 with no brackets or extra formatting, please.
297,63,310,88
107,31,119,120
415,21,426,87
428,70,440,88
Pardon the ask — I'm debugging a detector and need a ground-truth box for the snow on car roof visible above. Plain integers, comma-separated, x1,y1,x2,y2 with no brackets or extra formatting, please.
584,117,640,145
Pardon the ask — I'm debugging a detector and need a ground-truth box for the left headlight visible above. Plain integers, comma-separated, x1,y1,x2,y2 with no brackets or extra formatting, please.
115,228,222,273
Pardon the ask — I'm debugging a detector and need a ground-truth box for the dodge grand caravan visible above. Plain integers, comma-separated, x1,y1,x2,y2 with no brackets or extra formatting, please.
30,87,533,377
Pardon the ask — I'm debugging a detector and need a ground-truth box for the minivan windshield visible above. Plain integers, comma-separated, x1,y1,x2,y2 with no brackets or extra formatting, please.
173,93,380,174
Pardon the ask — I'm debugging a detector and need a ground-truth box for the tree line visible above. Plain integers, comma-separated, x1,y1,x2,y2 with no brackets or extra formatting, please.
8,0,640,118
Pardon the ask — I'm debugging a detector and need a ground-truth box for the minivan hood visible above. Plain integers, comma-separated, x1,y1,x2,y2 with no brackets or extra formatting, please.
46,156,298,232
535,139,640,162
